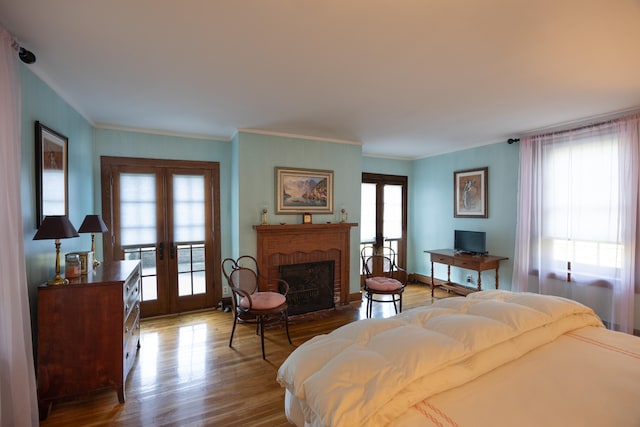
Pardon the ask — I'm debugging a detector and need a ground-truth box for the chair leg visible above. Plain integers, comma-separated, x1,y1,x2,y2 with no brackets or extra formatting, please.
283,310,292,345
393,295,399,314
259,316,266,359
229,316,238,348
399,293,403,313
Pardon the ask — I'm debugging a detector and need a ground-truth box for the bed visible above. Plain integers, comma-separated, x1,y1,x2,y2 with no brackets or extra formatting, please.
277,290,640,426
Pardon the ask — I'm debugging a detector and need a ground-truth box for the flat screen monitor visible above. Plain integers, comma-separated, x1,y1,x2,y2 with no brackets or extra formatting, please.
454,230,487,255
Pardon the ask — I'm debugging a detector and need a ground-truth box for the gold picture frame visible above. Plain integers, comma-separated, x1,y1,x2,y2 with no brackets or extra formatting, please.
275,167,333,214
302,213,312,224
454,167,488,218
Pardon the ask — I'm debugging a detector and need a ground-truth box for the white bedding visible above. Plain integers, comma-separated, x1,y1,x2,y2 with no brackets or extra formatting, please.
391,325,640,426
277,290,640,427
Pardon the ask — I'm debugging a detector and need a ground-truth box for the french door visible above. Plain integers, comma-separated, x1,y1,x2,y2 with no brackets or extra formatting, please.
360,173,408,267
101,157,221,317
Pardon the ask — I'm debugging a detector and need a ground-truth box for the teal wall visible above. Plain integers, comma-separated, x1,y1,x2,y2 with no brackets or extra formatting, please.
362,156,413,177
236,132,363,294
412,142,520,288
21,66,94,316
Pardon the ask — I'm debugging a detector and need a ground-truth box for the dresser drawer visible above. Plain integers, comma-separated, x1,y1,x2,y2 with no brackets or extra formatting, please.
123,267,140,298
124,268,140,319
123,302,140,355
125,282,140,318
123,302,140,378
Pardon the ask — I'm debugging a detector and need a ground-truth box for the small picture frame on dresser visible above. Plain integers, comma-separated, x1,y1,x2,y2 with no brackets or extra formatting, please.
67,251,94,275
302,213,312,224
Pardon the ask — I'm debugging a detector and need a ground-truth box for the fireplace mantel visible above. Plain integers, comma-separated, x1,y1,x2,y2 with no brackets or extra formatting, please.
254,223,357,305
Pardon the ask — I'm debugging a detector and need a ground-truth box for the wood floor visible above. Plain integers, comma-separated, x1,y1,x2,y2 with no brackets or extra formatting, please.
40,283,454,427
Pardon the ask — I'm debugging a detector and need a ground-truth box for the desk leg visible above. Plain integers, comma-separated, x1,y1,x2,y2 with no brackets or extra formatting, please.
495,265,500,289
477,272,482,291
430,261,435,297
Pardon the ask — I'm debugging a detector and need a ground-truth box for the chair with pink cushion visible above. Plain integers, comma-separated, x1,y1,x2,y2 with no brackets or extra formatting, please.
222,255,292,359
360,246,406,318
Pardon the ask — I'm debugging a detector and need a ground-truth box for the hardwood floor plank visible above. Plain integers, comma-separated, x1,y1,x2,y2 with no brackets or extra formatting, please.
40,283,453,426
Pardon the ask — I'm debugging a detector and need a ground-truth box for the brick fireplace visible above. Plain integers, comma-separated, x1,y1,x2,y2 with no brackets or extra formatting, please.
254,223,356,307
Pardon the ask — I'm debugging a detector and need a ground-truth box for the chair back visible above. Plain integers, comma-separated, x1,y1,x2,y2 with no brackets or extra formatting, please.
222,257,259,315
228,267,259,295
235,255,260,273
361,245,399,279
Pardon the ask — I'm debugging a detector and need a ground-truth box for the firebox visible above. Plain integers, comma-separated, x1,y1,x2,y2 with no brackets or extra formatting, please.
279,260,335,315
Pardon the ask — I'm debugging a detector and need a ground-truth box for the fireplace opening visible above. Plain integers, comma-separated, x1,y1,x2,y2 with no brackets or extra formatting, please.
279,260,335,315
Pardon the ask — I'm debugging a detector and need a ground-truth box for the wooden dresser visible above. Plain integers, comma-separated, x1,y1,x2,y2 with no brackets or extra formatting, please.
37,260,141,420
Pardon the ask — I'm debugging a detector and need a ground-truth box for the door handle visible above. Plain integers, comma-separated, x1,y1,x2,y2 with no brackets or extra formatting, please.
158,242,164,260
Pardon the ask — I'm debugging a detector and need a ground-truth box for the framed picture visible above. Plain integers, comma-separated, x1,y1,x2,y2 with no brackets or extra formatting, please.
275,167,333,214
35,121,68,227
454,167,488,218
302,213,312,224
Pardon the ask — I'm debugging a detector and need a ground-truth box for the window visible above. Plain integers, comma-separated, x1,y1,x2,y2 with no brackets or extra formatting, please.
541,133,623,281
513,113,639,333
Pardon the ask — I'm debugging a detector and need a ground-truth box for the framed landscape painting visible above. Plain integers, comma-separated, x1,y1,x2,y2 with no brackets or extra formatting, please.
275,167,333,214
454,167,488,218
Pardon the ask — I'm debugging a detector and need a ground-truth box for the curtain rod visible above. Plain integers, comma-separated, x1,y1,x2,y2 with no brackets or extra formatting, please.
507,107,640,143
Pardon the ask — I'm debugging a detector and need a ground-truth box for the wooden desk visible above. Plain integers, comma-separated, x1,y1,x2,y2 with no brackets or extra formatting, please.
425,249,508,296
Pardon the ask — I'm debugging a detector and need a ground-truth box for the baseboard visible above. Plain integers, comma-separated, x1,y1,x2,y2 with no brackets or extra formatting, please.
348,292,362,302
410,273,431,285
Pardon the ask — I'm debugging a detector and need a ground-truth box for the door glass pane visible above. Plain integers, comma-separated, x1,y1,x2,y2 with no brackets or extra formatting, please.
121,173,157,246
177,243,206,296
173,175,205,242
125,246,158,301
360,183,376,243
384,184,402,240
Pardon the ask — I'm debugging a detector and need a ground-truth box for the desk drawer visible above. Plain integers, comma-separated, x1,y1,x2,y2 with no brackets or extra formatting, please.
432,255,454,264
453,259,478,269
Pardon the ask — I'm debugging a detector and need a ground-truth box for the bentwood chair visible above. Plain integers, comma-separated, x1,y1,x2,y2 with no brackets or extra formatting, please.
222,256,292,359
360,245,406,318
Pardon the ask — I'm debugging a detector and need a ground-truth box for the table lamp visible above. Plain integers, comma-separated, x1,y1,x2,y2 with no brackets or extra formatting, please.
78,214,108,267
33,215,79,285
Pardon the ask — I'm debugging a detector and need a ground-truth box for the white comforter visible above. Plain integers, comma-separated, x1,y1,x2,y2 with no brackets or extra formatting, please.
277,290,604,427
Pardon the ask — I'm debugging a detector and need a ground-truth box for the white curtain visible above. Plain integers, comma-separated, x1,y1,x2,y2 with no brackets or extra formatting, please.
0,27,39,426
513,114,640,334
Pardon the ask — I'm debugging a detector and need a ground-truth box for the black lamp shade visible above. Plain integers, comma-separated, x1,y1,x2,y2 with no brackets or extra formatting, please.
33,215,79,240
78,215,108,233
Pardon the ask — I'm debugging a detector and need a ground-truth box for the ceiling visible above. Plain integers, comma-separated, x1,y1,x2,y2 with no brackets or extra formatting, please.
2,1,640,159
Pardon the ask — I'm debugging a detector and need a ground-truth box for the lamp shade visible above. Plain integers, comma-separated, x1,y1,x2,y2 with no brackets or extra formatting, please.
33,215,79,240
78,214,108,233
